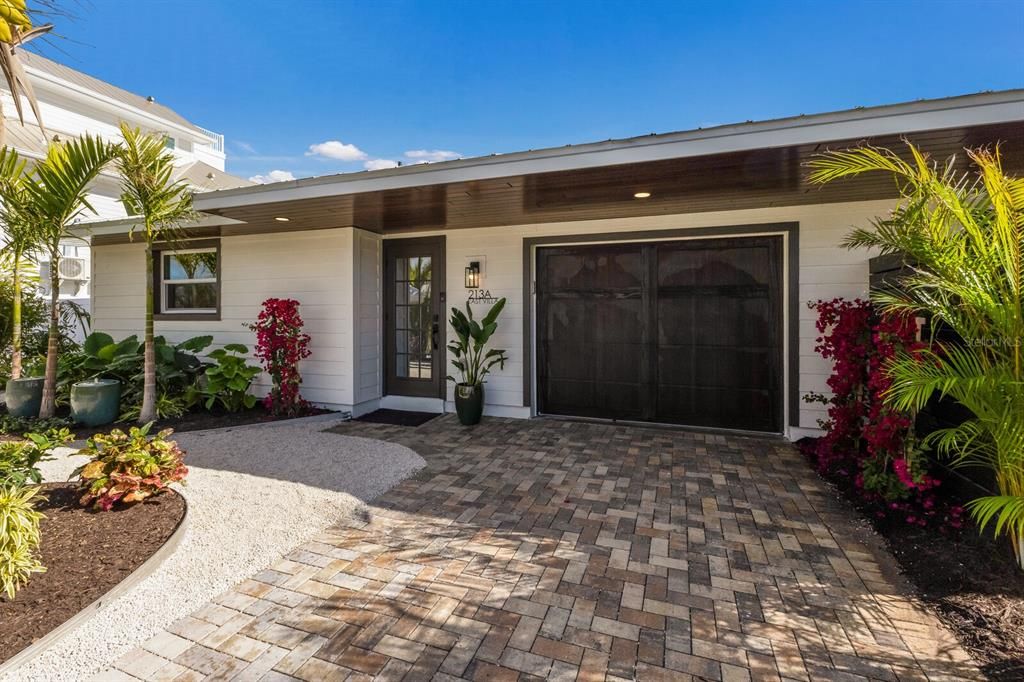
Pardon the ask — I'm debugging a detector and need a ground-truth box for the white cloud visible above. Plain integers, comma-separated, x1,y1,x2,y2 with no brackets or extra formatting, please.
305,140,368,162
233,140,257,154
404,149,461,163
364,158,399,171
248,169,296,184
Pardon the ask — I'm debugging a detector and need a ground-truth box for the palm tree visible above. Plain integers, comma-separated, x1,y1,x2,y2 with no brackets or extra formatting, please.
808,143,1024,568
115,123,194,423
0,0,52,146
26,134,118,417
0,146,36,379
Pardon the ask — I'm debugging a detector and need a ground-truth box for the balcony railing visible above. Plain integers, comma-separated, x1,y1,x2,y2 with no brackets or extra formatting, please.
194,126,225,153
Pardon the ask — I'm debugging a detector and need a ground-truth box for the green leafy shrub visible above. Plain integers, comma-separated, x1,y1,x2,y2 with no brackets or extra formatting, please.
56,332,211,410
186,344,260,412
0,269,89,383
118,392,187,423
73,423,187,511
0,414,71,436
0,484,45,598
0,428,73,486
0,274,47,382
447,298,509,386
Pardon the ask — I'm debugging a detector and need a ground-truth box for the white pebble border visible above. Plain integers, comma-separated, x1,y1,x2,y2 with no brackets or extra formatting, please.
3,416,425,682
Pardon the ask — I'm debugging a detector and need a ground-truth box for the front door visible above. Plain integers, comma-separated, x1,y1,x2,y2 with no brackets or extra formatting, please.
384,237,446,398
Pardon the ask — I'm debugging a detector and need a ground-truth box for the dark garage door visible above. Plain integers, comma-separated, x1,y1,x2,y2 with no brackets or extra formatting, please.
536,236,783,432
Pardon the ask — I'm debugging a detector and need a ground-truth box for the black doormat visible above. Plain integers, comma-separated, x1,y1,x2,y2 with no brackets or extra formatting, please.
355,409,440,427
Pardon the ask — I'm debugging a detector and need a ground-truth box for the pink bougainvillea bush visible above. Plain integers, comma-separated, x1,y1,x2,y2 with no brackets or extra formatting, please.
248,298,312,416
803,298,963,532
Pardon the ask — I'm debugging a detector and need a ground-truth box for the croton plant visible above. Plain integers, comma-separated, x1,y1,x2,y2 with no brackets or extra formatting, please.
73,423,188,511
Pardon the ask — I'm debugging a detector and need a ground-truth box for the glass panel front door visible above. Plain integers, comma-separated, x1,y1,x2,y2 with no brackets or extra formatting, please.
384,238,445,398
394,256,433,380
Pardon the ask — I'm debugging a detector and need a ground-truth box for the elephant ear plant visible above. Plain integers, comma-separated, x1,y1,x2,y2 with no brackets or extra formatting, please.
446,298,508,425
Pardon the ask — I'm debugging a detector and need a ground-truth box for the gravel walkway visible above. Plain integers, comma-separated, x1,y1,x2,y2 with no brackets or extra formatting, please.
3,416,424,682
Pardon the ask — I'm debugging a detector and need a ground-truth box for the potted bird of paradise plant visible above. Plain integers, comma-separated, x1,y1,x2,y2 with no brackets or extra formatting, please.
447,298,508,425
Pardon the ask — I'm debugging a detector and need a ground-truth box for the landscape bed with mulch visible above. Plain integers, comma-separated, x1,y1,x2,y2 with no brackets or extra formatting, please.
0,404,333,442
801,442,1024,680
887,523,1024,680
0,483,186,665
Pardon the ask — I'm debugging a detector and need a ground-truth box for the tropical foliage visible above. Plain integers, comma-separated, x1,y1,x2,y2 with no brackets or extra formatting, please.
0,414,68,436
56,331,211,411
186,344,260,412
0,257,45,381
0,146,33,380
0,483,45,599
0,0,51,147
248,298,311,416
446,298,509,387
73,423,187,511
115,124,194,423
0,427,71,486
809,143,1024,566
22,134,119,417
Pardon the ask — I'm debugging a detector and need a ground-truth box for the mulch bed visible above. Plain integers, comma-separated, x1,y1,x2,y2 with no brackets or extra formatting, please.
68,405,332,441
798,440,1024,680
886,523,1024,680
1,405,332,442
0,483,186,664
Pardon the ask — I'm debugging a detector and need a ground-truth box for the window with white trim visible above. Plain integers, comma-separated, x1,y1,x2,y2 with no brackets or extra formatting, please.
160,248,218,314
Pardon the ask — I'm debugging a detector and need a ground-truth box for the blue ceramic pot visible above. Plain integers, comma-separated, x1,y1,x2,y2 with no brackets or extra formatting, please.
4,377,44,418
70,379,121,427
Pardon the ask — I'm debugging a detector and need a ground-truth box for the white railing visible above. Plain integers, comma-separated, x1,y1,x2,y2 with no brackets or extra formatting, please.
194,126,225,153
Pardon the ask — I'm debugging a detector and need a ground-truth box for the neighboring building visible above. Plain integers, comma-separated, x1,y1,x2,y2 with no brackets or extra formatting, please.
79,91,1024,439
0,51,251,313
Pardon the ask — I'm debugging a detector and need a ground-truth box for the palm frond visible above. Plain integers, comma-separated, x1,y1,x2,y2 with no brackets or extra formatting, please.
116,123,195,244
967,496,1024,541
817,139,1024,563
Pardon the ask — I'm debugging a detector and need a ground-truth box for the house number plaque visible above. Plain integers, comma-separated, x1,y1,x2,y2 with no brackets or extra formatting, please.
467,289,498,305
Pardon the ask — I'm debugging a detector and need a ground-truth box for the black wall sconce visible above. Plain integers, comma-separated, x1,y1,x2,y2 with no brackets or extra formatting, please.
464,261,481,288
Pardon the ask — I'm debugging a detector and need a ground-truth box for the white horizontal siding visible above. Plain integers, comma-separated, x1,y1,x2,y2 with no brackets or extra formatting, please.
91,200,894,431
91,229,354,407
389,199,892,432
353,230,382,405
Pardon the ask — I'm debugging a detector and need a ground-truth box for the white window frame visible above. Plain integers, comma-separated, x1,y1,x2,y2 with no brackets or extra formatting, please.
160,247,218,314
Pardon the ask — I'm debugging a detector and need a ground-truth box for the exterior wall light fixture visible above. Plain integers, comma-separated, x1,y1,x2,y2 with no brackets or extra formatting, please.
465,261,481,288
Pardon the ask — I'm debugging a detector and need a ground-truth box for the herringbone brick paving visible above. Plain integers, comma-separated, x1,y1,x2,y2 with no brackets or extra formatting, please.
110,416,979,681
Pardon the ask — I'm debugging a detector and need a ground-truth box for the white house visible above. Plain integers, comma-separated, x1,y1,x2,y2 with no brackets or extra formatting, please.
78,91,1024,439
1,51,251,312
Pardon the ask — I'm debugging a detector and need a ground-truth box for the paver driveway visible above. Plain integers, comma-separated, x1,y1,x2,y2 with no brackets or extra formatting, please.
112,416,977,681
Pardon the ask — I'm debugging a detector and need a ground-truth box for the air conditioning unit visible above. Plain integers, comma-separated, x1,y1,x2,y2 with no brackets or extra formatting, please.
58,257,89,280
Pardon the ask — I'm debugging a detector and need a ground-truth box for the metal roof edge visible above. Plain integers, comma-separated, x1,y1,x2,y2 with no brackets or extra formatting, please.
197,89,1024,211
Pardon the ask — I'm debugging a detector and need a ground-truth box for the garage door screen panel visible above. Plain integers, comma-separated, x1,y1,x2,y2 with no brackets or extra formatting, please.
537,246,647,420
537,237,782,431
655,240,781,430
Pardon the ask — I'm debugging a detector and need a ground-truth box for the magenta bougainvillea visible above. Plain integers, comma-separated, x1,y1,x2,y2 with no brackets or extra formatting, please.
248,298,312,416
804,298,963,532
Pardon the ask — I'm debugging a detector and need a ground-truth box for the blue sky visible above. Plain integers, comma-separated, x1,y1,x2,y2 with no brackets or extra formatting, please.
39,0,1024,183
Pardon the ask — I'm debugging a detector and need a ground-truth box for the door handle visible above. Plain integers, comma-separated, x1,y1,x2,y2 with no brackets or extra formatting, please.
432,317,440,350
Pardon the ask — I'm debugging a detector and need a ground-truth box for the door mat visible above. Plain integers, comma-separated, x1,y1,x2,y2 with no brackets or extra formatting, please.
355,409,440,427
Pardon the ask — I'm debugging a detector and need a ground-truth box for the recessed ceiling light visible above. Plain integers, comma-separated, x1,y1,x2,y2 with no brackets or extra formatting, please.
634,191,651,199
274,217,290,222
